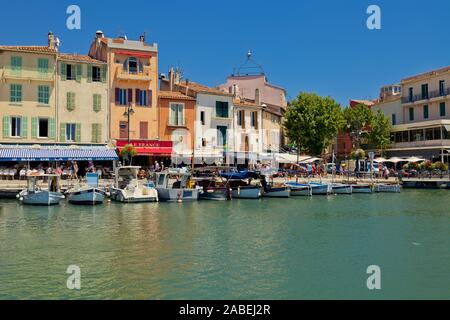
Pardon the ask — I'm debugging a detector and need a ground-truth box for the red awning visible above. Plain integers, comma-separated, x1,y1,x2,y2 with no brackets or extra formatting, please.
118,147,172,156
115,50,153,58
117,140,173,156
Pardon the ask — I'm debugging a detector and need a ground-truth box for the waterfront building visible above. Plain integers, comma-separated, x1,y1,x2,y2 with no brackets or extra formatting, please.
373,66,450,162
0,33,57,144
56,54,108,145
88,32,166,165
218,53,287,154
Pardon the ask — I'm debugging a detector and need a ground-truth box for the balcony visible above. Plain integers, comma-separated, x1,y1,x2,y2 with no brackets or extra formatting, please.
391,139,450,150
167,118,187,128
115,65,152,82
1,66,54,82
402,88,450,104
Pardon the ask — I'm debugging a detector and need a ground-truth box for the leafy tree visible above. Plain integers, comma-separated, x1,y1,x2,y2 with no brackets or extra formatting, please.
343,103,374,149
368,109,392,155
284,92,344,156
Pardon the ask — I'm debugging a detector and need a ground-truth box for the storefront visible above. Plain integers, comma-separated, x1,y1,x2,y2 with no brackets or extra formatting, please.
116,140,173,168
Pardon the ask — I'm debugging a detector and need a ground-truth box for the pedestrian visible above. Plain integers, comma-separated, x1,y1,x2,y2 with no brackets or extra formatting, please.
73,161,79,180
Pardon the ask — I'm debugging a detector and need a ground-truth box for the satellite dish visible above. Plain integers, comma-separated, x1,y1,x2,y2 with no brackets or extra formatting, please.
56,38,61,47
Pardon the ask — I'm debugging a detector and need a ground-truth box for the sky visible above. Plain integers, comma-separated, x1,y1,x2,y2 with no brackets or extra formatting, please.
1,0,449,105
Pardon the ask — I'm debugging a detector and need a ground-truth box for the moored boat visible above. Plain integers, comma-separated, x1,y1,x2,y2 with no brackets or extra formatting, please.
110,166,158,203
66,173,106,205
260,175,290,198
331,183,353,194
309,182,332,195
17,175,65,206
154,171,199,202
285,182,312,196
221,170,262,199
376,183,401,193
351,184,373,194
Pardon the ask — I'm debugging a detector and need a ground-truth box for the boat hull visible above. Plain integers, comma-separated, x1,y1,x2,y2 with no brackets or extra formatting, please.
285,183,312,196
20,190,64,206
310,183,332,195
352,185,373,194
199,188,229,201
110,187,158,203
231,187,261,199
262,187,291,198
332,184,353,194
376,184,401,193
67,188,105,205
156,188,199,202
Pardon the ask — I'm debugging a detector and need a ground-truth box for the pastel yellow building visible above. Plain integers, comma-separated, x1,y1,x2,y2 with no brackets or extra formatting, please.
0,33,57,144
56,54,108,144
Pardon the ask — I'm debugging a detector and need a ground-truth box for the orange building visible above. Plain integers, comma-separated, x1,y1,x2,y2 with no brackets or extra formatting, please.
88,31,165,163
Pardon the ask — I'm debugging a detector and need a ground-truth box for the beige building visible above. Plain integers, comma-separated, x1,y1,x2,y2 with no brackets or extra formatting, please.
374,66,450,161
56,54,108,144
0,34,57,144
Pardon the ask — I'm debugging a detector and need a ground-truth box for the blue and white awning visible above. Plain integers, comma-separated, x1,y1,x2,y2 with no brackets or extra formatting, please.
0,146,118,162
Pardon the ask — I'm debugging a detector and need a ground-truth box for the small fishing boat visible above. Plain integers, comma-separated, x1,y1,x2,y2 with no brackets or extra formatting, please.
221,170,262,199
260,176,290,198
110,166,158,203
376,183,401,193
285,182,312,196
351,184,373,194
154,171,199,202
331,183,353,194
309,182,332,195
66,173,106,205
17,175,65,206
193,167,232,201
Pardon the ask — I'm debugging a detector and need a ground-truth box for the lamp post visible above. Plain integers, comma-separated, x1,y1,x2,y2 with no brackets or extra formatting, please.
123,103,135,144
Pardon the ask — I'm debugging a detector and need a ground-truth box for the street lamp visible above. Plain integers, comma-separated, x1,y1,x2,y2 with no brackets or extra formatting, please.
123,103,135,144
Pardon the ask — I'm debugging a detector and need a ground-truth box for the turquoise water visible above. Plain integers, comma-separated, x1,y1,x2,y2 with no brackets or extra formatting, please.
0,190,449,300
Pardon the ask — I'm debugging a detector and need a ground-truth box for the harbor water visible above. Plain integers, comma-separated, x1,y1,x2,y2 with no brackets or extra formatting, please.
0,190,449,299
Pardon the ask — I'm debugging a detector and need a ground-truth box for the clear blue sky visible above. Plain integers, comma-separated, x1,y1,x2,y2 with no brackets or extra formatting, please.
1,0,449,105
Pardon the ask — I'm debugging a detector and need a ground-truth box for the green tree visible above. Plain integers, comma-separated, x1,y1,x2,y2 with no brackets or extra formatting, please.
369,109,392,155
284,92,344,156
343,103,374,149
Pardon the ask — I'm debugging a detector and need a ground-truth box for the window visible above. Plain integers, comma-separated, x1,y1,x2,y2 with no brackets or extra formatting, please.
11,56,22,72
66,123,76,141
408,87,413,102
91,124,102,143
217,126,227,146
409,107,414,121
92,66,101,82
38,58,48,74
116,88,131,106
251,112,258,128
202,138,207,147
423,105,429,119
216,101,229,118
200,111,205,125
38,119,49,138
93,94,101,112
136,89,151,106
139,122,148,140
421,84,428,99
66,64,75,80
10,117,21,137
66,92,76,111
439,80,445,96
170,103,185,126
10,84,22,103
38,86,50,105
124,57,142,74
440,102,446,117
392,114,396,125
119,121,128,139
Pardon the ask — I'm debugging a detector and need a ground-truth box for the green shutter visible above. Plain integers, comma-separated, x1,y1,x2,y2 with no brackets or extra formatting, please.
60,123,66,142
96,124,102,143
87,65,92,83
61,62,66,81
31,117,38,138
101,65,107,83
75,123,81,142
93,94,101,112
67,92,75,111
49,118,56,139
2,116,10,138
21,117,28,138
76,64,82,83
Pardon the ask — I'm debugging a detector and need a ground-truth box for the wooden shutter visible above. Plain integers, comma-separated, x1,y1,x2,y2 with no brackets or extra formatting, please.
76,64,82,83
21,117,28,138
91,124,97,143
31,117,38,138
128,89,133,104
2,116,9,138
148,90,152,107
140,121,148,140
87,65,92,83
101,65,107,83
136,89,141,106
115,88,120,104
96,124,102,143
75,123,81,142
254,112,258,129
61,62,66,81
49,118,56,139
60,123,66,142
242,111,246,129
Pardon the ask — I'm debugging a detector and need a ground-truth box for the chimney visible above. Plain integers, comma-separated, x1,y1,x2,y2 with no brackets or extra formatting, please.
174,67,181,85
168,67,175,92
48,32,56,49
139,34,145,43
95,30,104,39
232,84,239,98
255,88,261,106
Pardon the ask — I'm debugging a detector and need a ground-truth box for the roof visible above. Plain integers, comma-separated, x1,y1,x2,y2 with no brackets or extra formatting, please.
158,91,196,101
176,81,233,97
233,98,261,108
58,53,105,64
0,45,57,54
402,65,450,83
105,38,158,53
350,99,376,107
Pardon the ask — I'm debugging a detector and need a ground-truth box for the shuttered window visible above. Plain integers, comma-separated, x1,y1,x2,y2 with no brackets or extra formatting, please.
38,86,50,105
38,58,49,74
91,124,102,143
139,122,148,139
10,84,22,103
93,94,101,112
67,92,76,111
11,56,22,72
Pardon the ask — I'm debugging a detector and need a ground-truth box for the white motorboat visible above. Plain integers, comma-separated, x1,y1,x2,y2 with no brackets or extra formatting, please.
155,171,199,202
376,183,401,193
17,175,65,206
351,184,373,194
66,173,106,205
331,183,353,194
110,166,158,203
285,182,312,196
231,186,262,199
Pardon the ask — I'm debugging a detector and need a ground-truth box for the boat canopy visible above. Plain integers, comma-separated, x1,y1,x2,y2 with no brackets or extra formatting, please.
220,170,260,180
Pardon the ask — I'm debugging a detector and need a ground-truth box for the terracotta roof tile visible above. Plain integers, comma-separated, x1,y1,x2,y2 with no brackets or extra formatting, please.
158,91,196,100
58,53,105,64
402,65,450,83
176,81,233,97
233,98,260,108
0,46,57,54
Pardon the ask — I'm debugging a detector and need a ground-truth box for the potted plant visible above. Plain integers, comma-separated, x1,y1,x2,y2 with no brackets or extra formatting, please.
119,144,137,165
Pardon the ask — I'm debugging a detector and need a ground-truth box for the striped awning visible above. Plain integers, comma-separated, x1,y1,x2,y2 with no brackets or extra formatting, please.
0,147,118,162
